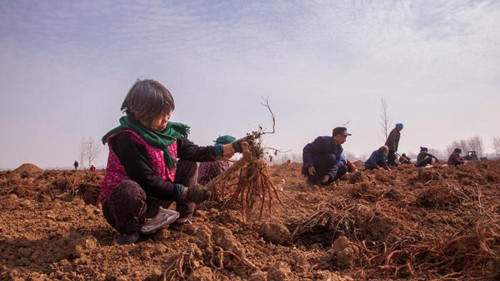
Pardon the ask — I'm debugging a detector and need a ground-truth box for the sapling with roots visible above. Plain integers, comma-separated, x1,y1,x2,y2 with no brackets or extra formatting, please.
205,98,284,219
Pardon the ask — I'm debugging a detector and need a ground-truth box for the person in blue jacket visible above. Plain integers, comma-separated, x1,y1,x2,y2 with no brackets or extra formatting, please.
364,145,390,170
302,127,352,185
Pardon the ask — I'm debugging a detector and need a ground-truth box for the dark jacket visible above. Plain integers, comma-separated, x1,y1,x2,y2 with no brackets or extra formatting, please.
302,136,343,178
399,155,411,164
364,150,389,169
448,152,465,166
385,128,401,151
416,151,438,166
110,131,218,201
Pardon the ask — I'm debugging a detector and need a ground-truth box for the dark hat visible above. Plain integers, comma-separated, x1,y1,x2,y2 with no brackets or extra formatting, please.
454,148,462,153
420,146,428,152
332,127,352,136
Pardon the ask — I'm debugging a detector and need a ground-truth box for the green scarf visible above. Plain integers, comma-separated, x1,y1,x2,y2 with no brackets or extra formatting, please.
102,116,190,168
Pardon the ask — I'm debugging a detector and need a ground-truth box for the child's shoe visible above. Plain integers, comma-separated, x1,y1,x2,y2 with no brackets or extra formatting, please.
140,207,179,235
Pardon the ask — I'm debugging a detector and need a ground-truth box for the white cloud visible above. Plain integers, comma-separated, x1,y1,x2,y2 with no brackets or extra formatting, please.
1,0,499,167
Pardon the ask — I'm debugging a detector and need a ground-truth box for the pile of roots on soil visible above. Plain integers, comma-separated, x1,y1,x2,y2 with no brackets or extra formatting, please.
207,131,283,220
415,183,477,209
288,162,500,279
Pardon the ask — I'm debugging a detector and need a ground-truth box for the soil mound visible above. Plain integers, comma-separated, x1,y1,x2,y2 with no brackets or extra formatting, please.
12,163,44,174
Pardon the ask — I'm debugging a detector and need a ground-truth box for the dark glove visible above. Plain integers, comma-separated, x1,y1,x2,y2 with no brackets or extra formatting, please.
186,185,211,204
231,136,251,153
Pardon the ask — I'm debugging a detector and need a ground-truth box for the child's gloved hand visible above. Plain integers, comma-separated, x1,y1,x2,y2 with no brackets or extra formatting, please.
186,185,211,204
231,139,245,153
231,136,253,153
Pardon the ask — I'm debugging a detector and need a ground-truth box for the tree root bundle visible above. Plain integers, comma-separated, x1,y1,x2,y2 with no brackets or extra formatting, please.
207,134,283,219
206,98,283,219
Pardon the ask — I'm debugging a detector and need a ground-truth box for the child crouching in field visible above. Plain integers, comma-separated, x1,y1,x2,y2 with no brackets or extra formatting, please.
100,79,244,244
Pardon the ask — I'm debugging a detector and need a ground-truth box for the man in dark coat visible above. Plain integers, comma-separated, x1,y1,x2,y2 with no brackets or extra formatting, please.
302,127,352,185
416,147,439,167
448,148,465,166
385,123,403,167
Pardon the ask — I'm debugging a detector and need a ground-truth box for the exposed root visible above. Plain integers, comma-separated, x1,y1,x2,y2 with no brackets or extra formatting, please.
162,251,195,281
210,245,251,270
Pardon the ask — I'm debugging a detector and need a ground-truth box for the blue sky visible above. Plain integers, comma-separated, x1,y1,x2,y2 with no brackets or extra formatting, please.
1,0,499,169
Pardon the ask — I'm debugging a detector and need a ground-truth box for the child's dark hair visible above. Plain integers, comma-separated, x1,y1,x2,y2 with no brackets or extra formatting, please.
121,79,175,124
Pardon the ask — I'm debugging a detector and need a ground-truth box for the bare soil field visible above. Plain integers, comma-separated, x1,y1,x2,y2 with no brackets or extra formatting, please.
1,161,499,280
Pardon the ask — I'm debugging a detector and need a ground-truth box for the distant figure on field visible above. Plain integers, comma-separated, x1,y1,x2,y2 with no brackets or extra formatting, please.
416,147,439,167
197,135,236,186
73,161,79,170
340,154,358,172
448,148,465,166
364,146,390,170
385,123,403,167
302,127,352,186
90,165,96,171
398,153,411,164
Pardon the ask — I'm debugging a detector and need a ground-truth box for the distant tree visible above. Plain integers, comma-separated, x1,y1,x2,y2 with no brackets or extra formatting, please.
407,152,418,161
291,153,302,163
359,153,368,162
78,138,86,168
447,140,469,156
344,151,357,161
79,136,101,169
493,136,500,158
467,136,483,156
379,98,390,140
427,148,443,160
459,139,469,153
446,142,457,156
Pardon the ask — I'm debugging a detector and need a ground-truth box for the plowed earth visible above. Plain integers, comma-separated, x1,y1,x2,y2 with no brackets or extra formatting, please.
1,161,499,280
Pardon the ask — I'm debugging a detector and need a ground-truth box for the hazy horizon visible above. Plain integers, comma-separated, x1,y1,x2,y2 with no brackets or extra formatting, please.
1,1,499,169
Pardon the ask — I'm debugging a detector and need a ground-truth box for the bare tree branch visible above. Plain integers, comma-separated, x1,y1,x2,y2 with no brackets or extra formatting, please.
259,97,276,135
379,98,390,140
79,136,101,169
493,137,500,158
78,138,86,168
467,136,483,156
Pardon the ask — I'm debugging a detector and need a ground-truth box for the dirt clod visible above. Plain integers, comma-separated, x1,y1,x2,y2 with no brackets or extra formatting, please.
258,222,290,245
267,261,292,281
